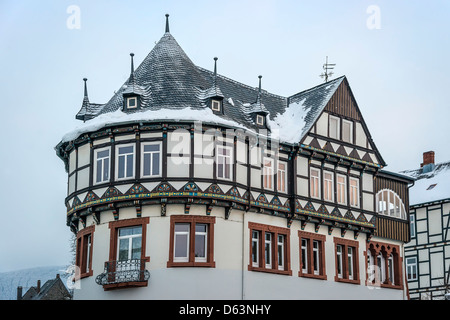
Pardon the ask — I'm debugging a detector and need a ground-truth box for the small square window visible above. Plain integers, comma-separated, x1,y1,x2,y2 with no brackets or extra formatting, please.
211,100,221,112
256,114,265,126
127,97,137,109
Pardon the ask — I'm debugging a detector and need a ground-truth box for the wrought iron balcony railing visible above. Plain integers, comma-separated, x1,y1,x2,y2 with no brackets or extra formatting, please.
95,259,150,287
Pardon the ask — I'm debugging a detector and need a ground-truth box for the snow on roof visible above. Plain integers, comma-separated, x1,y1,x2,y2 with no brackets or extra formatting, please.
400,161,450,206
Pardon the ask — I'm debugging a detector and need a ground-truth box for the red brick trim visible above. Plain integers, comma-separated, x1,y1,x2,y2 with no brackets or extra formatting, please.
167,215,216,268
365,240,403,290
248,222,292,276
333,237,360,285
76,225,95,279
108,217,150,262
298,231,327,280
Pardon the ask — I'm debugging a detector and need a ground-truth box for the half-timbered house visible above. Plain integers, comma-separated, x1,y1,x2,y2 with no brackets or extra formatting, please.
55,15,414,299
401,151,450,299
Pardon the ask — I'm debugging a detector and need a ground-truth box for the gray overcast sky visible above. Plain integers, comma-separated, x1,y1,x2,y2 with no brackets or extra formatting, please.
0,0,449,272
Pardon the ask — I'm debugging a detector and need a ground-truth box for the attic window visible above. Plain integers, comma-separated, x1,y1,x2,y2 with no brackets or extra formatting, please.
127,97,137,109
256,114,265,126
211,100,221,112
427,184,437,190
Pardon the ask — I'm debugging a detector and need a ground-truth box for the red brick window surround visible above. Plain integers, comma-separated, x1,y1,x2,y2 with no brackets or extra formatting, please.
76,225,95,279
248,222,292,276
298,231,327,280
108,217,150,263
366,241,403,290
167,215,216,268
334,237,360,284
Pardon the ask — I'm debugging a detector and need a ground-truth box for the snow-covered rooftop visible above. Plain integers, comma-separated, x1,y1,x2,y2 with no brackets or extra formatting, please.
400,161,450,206
63,20,347,147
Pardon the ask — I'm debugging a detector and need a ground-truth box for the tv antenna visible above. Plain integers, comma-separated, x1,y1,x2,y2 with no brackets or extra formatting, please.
320,56,336,82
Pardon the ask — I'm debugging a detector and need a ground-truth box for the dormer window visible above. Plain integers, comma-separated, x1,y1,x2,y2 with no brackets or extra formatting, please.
256,114,265,126
127,97,137,109
211,99,221,112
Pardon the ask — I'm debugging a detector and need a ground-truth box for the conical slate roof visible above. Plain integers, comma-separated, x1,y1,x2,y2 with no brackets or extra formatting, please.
70,17,348,145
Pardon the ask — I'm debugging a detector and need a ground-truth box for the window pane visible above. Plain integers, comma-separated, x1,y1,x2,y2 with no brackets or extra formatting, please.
152,153,160,176
96,160,102,183
118,238,129,261
119,226,141,237
98,150,109,158
143,153,151,176
103,158,109,181
195,224,207,233
126,154,133,177
175,234,189,258
118,156,125,179
144,144,160,152
131,237,142,260
195,234,206,258
175,223,189,232
119,146,134,155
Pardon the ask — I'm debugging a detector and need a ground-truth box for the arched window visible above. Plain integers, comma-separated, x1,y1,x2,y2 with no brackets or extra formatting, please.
376,189,406,219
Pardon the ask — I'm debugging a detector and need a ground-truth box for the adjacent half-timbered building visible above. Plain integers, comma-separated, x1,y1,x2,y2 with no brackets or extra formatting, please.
401,151,450,299
55,15,414,299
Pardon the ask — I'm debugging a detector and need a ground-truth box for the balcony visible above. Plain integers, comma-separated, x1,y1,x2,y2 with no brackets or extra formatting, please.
95,259,150,291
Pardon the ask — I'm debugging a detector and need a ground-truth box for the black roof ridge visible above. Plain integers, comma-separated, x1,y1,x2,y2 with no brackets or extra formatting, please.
196,66,288,101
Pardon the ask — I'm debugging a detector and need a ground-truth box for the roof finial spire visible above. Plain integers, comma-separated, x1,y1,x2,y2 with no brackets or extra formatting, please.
165,14,170,33
213,57,218,86
129,53,135,84
83,78,88,98
257,75,262,103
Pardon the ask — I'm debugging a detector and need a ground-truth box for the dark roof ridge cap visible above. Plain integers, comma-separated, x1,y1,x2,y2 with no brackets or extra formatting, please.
288,75,346,100
196,66,287,101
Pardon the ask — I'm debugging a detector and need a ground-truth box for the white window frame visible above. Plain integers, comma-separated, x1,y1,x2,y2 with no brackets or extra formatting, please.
86,234,92,273
211,99,221,112
388,255,395,285
173,223,190,263
141,142,162,178
342,119,353,143
265,232,272,269
377,253,386,283
336,245,343,279
329,115,340,140
349,177,360,208
277,234,285,271
216,145,233,181
310,167,321,199
263,157,274,191
115,143,135,181
93,146,111,185
313,240,320,275
376,189,407,220
277,160,288,193
127,97,137,109
117,226,142,261
337,174,347,205
256,114,265,126
323,171,334,202
406,257,418,281
252,231,260,268
301,238,308,274
410,214,416,238
348,246,354,280
194,223,208,263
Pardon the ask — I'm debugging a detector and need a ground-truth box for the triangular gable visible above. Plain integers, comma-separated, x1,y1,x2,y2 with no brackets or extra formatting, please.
299,77,386,167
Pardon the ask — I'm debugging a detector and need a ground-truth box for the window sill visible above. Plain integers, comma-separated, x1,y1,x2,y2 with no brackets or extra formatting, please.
167,261,216,268
298,272,327,280
102,281,148,291
367,281,403,290
248,265,292,276
335,276,360,285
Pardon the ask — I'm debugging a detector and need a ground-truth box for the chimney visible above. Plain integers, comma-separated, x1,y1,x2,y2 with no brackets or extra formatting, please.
37,280,41,294
421,151,435,173
17,286,23,300
421,151,435,167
